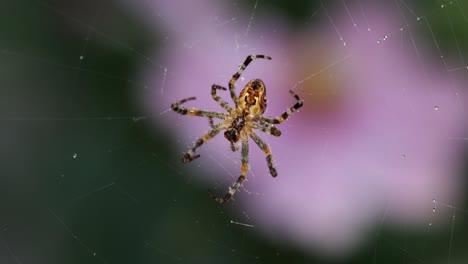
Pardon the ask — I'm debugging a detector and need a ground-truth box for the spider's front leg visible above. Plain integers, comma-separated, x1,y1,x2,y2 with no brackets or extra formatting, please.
259,90,303,124
229,55,272,107
211,85,232,112
208,137,249,203
171,97,226,119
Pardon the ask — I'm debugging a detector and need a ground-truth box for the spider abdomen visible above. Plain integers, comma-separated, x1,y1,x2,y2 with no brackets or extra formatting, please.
239,79,267,115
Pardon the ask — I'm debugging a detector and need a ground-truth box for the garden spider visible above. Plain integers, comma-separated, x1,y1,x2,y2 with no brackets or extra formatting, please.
171,55,303,203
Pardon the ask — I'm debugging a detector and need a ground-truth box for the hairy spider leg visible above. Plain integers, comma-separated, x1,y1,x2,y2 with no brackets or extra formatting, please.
230,142,240,152
259,90,303,124
208,117,238,151
208,117,215,128
171,97,227,119
211,85,232,112
208,137,249,203
181,123,224,162
229,55,272,107
252,123,282,137
250,132,278,177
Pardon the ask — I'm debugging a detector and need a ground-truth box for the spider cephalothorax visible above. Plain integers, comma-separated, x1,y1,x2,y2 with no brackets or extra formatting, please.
171,55,303,203
224,115,245,143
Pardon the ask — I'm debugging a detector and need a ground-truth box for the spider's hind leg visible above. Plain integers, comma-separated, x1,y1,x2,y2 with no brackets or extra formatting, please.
208,137,249,203
250,132,278,177
181,153,200,163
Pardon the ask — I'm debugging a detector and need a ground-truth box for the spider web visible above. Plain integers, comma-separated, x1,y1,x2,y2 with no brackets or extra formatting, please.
1,0,468,263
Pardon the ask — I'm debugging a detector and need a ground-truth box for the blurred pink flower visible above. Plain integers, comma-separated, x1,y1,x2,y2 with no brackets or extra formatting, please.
138,0,466,257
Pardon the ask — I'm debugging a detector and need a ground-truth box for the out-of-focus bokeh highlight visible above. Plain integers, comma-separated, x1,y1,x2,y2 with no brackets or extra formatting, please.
1,0,468,263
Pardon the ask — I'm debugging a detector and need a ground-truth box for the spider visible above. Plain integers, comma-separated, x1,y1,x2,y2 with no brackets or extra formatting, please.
171,55,303,203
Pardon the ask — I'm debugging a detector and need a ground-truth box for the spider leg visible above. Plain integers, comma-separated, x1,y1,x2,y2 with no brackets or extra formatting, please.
208,114,237,152
250,132,278,177
212,85,232,112
230,142,239,152
208,117,215,128
210,116,238,151
208,119,236,152
171,97,227,119
259,90,303,124
181,124,224,163
253,123,282,137
208,137,249,203
229,55,272,107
